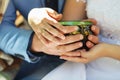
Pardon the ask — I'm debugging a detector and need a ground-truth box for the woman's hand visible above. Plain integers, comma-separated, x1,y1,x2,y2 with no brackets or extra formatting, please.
28,8,78,44
85,19,100,49
86,25,99,48
60,43,110,63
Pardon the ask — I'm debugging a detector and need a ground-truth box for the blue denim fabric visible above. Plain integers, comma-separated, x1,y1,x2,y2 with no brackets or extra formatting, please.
15,56,65,80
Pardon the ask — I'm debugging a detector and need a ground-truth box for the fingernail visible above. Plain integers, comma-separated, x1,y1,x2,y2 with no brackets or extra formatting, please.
74,26,79,30
60,57,63,59
79,42,83,47
89,35,92,40
88,42,91,46
80,34,84,39
92,26,95,30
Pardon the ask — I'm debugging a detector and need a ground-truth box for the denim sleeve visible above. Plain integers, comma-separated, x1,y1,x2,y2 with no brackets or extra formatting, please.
0,0,39,63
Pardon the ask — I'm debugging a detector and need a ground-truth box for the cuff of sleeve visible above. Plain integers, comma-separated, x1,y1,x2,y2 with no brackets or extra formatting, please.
27,32,47,59
27,32,41,63
0,23,40,63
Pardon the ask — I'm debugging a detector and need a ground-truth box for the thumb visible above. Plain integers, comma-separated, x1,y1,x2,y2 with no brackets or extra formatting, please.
47,11,62,21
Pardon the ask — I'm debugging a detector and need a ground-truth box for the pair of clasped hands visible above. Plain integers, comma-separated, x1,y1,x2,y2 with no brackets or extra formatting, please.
28,8,100,63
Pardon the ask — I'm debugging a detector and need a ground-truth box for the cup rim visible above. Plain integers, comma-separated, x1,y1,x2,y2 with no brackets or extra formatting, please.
59,21,92,26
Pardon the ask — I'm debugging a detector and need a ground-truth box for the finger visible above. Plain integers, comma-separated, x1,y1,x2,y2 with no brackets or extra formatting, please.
80,50,92,58
59,34,83,45
45,19,78,34
83,18,97,25
40,29,60,43
91,25,100,35
88,35,99,44
57,42,83,52
80,51,96,62
55,14,63,21
36,32,49,45
62,26,79,34
48,12,63,21
86,41,95,48
42,20,65,39
47,9,62,21
61,50,81,57
30,20,60,43
60,56,88,63
29,19,41,33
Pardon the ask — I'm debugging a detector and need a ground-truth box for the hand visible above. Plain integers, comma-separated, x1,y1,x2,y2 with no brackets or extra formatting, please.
60,43,108,63
28,8,78,44
31,33,83,56
86,25,99,48
85,19,100,48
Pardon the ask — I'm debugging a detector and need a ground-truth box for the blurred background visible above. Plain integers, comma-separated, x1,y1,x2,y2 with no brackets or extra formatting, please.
0,0,10,23
0,0,30,80
0,0,24,26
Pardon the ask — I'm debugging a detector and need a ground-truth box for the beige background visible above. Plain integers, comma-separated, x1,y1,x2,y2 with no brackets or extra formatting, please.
0,0,9,14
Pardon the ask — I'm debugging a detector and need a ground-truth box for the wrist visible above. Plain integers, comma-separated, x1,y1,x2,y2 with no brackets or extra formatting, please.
98,43,111,57
30,34,43,52
30,34,49,57
101,43,120,60
107,44,120,60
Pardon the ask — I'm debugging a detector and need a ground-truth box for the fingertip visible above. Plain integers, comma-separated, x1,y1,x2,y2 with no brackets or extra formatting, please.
91,25,100,35
60,56,67,60
78,42,83,47
86,41,94,48
88,35,93,40
79,34,84,40
91,25,96,31
55,14,63,21
89,18,97,25
60,56,63,59
74,26,79,31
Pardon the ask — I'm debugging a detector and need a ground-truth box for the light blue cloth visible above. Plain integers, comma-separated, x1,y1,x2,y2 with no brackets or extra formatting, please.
0,0,33,62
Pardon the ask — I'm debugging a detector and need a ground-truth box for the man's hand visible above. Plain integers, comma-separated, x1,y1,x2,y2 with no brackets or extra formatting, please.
28,8,78,44
30,33,83,56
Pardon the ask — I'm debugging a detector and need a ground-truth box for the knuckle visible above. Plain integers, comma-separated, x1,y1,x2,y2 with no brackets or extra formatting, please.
68,53,72,56
61,46,67,51
41,30,46,35
51,37,57,42
54,31,60,36
56,46,61,51
47,27,53,31
57,46,66,52
50,20,54,24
